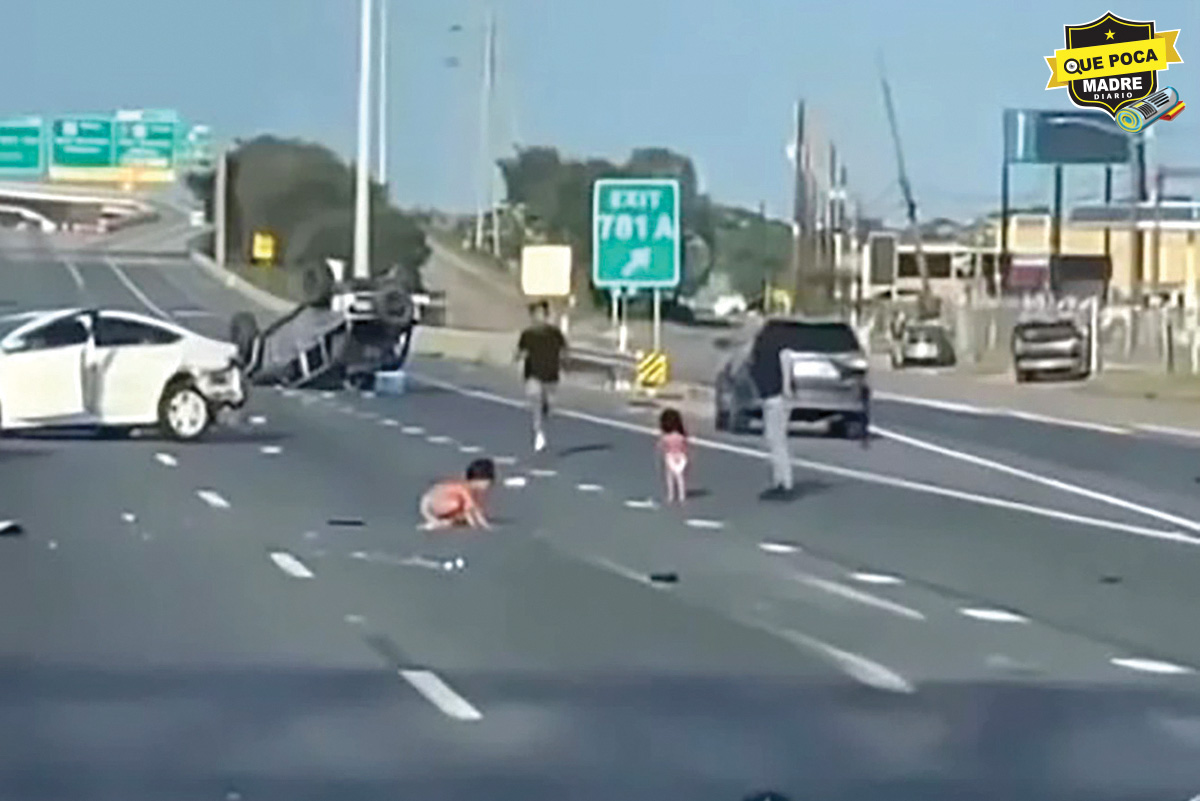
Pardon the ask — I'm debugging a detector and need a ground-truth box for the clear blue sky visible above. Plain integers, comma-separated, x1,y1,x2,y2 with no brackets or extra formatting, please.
1,0,1197,223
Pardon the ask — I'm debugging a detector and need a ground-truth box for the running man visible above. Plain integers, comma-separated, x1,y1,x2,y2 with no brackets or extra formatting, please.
516,301,568,452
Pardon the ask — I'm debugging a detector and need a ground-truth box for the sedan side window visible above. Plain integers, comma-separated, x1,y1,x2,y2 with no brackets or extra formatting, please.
95,316,181,347
5,317,89,353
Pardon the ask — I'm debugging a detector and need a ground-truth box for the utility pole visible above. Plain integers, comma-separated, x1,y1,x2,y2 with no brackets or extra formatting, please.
879,55,933,318
215,149,228,268
1130,133,1147,301
376,0,388,189
352,0,374,280
474,6,497,254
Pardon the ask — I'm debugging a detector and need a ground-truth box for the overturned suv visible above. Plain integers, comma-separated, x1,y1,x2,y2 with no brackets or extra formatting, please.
231,265,417,391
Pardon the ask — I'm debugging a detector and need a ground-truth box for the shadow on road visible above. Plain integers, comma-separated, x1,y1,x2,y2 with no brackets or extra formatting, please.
557,443,614,458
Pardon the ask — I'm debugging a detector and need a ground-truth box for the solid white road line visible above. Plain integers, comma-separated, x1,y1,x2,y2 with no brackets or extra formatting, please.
269,551,314,579
756,619,915,694
873,424,1200,537
197,490,230,509
413,374,1188,542
154,452,177,467
800,575,926,621
260,445,283,455
1137,423,1200,440
1006,410,1129,435
849,571,905,586
399,670,483,721
105,258,171,319
873,393,988,415
1110,657,1194,675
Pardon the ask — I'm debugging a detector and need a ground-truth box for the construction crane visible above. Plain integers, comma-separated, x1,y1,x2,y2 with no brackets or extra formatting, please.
878,54,937,319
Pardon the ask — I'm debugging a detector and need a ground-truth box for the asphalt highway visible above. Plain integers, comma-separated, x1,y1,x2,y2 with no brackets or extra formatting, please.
7,229,1200,799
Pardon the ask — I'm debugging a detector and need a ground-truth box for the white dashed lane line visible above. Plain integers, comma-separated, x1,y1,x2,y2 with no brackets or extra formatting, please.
248,415,267,426
402,426,424,435
197,490,231,509
459,445,483,454
624,498,658,510
685,518,725,530
381,418,400,427
576,483,604,492
849,571,904,586
529,468,557,477
759,541,801,554
1111,657,1194,675
154,452,177,467
502,476,528,488
269,551,314,579
260,445,283,456
426,435,453,445
121,512,137,524
399,670,483,721
960,607,1028,623
799,575,926,621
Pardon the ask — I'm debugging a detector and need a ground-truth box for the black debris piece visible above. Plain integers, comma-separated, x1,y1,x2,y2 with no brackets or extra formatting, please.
0,520,22,536
648,572,679,584
328,518,366,528
1100,575,1123,584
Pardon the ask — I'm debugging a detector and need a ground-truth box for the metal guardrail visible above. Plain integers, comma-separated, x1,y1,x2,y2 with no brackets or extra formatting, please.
565,345,639,384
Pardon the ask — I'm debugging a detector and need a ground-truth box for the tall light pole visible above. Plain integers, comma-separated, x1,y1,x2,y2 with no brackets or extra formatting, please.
377,0,388,189
474,6,496,253
353,0,374,280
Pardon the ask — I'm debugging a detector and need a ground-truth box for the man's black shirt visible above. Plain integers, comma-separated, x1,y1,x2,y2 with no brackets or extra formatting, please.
519,323,567,382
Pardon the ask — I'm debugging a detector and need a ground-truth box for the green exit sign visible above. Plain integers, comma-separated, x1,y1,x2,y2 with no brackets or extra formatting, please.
115,119,176,168
592,178,681,289
51,117,114,168
0,117,44,174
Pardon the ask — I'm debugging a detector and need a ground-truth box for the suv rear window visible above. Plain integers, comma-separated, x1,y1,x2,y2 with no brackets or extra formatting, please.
767,321,860,353
1016,323,1078,341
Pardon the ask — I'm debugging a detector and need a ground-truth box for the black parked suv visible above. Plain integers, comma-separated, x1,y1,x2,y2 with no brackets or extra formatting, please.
715,318,870,438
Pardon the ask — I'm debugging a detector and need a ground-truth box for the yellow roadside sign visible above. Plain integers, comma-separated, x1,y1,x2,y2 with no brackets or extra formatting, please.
636,351,669,388
251,231,277,265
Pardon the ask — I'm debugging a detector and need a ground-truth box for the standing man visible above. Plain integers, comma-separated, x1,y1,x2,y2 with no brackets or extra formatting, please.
748,320,793,497
516,301,568,452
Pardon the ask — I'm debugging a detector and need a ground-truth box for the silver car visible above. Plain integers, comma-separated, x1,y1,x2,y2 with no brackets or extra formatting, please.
1011,319,1089,382
715,319,870,438
891,322,956,368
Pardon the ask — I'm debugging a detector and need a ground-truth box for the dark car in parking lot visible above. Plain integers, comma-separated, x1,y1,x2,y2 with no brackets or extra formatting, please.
1011,318,1090,382
715,318,870,438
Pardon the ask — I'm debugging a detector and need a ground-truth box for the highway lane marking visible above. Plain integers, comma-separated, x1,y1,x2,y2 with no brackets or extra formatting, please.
1006,410,1129,435
197,489,231,509
269,551,314,579
380,418,400,427
503,476,528,488
104,258,172,319
63,260,86,295
759,541,801,554
493,455,518,465
426,435,453,444
402,426,425,435
154,452,178,467
1110,657,1194,675
260,445,283,456
959,607,1028,623
875,392,1131,434
849,571,904,586
873,424,1200,538
576,483,604,492
410,374,1187,542
625,498,659,510
459,445,483,454
120,512,137,524
799,575,926,621
530,468,558,477
399,670,483,721
686,518,725,530
1137,423,1200,440
248,415,267,426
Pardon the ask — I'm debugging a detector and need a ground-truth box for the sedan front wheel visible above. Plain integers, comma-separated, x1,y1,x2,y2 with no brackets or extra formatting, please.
159,380,212,441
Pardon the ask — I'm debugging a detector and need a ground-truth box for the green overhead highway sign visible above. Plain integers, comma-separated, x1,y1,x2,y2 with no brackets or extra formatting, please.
51,117,113,168
0,117,43,174
592,178,681,289
115,119,175,168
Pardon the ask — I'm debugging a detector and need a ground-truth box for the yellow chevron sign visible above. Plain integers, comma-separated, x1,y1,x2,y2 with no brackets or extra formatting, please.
636,351,669,388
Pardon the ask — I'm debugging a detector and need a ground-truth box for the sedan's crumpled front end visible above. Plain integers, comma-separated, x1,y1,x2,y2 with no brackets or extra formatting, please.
195,362,246,409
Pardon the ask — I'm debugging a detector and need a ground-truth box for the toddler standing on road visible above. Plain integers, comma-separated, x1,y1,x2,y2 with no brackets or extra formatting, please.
658,408,689,505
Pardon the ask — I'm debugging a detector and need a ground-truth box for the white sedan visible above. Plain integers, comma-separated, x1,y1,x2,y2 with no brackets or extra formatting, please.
0,308,246,441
